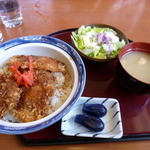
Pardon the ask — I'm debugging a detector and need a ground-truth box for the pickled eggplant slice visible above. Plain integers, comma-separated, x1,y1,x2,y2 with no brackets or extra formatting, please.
83,103,107,117
74,114,104,132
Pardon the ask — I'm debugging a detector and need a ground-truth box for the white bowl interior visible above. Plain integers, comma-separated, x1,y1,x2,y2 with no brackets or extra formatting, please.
0,43,78,127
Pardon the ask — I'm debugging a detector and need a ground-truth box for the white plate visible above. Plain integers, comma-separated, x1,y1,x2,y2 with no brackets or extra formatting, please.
61,97,123,139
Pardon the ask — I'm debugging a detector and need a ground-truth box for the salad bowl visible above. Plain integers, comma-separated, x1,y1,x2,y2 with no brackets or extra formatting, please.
71,24,129,63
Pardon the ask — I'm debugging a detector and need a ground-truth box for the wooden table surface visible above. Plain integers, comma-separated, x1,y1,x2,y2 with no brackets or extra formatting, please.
0,0,150,149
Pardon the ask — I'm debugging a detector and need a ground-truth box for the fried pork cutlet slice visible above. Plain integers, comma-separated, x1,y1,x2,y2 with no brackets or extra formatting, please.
6,55,65,72
13,70,55,122
0,70,22,118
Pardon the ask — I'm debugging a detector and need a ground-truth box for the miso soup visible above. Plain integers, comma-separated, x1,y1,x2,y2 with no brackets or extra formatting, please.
120,51,150,84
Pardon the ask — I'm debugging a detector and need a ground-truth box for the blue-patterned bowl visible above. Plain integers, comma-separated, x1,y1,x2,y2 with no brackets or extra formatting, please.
0,35,86,134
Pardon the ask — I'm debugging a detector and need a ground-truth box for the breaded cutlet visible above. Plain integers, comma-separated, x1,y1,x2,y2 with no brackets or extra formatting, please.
6,55,66,72
0,69,22,118
12,69,55,122
0,55,70,123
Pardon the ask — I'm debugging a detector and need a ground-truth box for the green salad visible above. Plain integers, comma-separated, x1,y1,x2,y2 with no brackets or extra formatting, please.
71,25,126,59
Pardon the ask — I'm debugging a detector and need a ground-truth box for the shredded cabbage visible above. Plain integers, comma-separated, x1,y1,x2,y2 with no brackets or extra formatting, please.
71,25,126,59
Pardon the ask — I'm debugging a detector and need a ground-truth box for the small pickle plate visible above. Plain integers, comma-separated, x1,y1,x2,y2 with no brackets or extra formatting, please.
61,97,123,139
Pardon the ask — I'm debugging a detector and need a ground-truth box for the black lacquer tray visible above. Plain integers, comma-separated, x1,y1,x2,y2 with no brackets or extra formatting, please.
17,28,150,146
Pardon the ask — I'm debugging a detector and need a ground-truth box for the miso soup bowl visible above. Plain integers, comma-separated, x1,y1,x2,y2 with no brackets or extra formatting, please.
116,42,150,94
0,35,86,134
